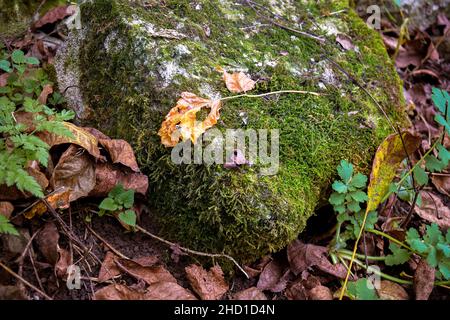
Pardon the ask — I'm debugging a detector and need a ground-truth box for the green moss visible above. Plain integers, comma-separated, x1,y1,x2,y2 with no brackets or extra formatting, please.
58,0,408,263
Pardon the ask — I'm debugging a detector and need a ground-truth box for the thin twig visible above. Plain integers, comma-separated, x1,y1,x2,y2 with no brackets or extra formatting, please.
0,260,52,300
134,225,249,278
85,224,130,260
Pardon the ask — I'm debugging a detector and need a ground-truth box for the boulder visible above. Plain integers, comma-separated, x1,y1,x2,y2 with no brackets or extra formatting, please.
55,0,407,262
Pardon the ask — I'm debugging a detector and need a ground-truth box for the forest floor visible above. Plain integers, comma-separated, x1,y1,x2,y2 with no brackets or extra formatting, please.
0,3,449,301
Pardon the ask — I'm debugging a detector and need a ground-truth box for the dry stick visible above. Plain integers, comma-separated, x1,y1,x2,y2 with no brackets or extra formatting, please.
85,224,130,260
134,225,249,279
28,250,45,293
0,260,52,300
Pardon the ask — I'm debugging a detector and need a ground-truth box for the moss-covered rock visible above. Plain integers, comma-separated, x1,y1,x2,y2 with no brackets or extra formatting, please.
0,0,68,37
55,0,407,263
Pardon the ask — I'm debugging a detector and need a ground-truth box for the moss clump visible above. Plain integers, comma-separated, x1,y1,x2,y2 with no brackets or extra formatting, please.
56,0,408,263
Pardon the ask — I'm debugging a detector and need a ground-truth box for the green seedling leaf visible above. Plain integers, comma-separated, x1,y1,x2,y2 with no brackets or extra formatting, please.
11,50,26,64
350,173,368,188
337,160,353,184
329,192,345,205
332,180,347,193
385,243,411,266
350,190,368,203
413,166,429,186
116,189,134,209
118,210,136,227
0,215,19,236
99,198,118,211
347,278,379,300
0,59,12,72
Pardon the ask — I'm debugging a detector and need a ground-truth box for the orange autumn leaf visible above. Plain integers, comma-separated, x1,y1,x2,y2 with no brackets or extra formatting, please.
217,66,256,93
24,187,71,219
158,92,222,147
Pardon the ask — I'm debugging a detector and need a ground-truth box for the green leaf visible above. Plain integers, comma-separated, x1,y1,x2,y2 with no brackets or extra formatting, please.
437,144,450,165
109,184,126,199
432,87,449,114
424,223,443,246
424,155,446,172
118,210,136,227
437,243,450,258
329,192,345,205
117,189,134,209
435,114,450,134
0,59,12,72
334,205,346,214
438,260,450,280
11,50,25,64
0,215,19,236
426,246,438,267
413,166,429,186
337,160,353,183
350,173,368,189
347,201,361,213
25,56,39,65
332,180,348,193
347,278,379,300
385,243,411,266
14,169,44,198
349,190,368,203
99,198,118,211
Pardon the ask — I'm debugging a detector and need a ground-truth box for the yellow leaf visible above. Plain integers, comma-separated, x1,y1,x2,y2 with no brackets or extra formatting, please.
217,66,256,93
158,92,222,147
366,132,421,212
24,187,71,219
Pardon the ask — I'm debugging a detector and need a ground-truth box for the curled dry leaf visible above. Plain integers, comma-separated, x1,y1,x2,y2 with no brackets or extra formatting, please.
367,132,421,212
233,287,267,300
256,260,290,293
431,174,450,197
144,282,197,300
376,280,409,300
115,258,176,286
37,84,53,105
55,247,71,278
88,162,148,197
0,201,14,219
185,264,229,300
287,240,352,279
414,191,450,229
37,122,102,159
217,66,256,93
24,187,70,219
94,284,144,300
158,92,222,147
99,139,140,172
51,145,96,202
98,252,121,283
284,279,308,300
414,259,435,300
82,127,110,140
308,285,333,300
36,222,60,264
34,5,77,28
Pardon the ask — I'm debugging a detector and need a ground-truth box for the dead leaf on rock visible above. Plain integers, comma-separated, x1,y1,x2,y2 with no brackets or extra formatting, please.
217,66,256,93
256,260,290,293
185,264,229,300
98,251,121,282
24,187,70,219
37,84,53,105
414,259,435,300
233,287,267,300
51,145,96,202
37,122,102,159
94,284,144,300
36,222,60,264
376,280,409,300
34,5,77,29
287,240,352,279
144,282,197,300
414,191,450,229
308,285,333,300
88,162,148,197
115,258,176,286
336,34,355,51
158,92,222,147
99,139,140,172
0,202,14,219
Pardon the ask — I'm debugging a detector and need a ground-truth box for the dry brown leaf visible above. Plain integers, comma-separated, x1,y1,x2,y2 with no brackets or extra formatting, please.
144,282,197,300
34,5,77,28
51,145,96,202
26,161,49,190
55,247,71,278
376,280,409,300
256,260,290,293
414,259,435,300
37,122,102,159
36,222,60,264
233,287,267,300
99,139,140,172
414,191,450,229
307,285,333,300
0,285,28,300
185,264,229,300
88,162,148,197
0,201,14,219
82,127,111,140
217,66,256,93
432,174,450,197
98,252,121,282
287,240,352,279
94,284,145,300
0,73,9,87
115,258,176,286
336,34,355,51
158,92,222,147
24,187,70,219
38,84,53,105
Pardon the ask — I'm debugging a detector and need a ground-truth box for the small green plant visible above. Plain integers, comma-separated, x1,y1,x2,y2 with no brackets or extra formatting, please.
329,160,377,248
98,184,137,227
346,278,379,300
0,215,19,236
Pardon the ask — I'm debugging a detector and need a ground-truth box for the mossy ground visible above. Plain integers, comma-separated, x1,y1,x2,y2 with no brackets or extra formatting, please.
58,0,407,263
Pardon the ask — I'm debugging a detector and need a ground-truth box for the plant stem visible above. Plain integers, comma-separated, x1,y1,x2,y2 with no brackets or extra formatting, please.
337,249,387,261
366,228,413,252
219,90,322,102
